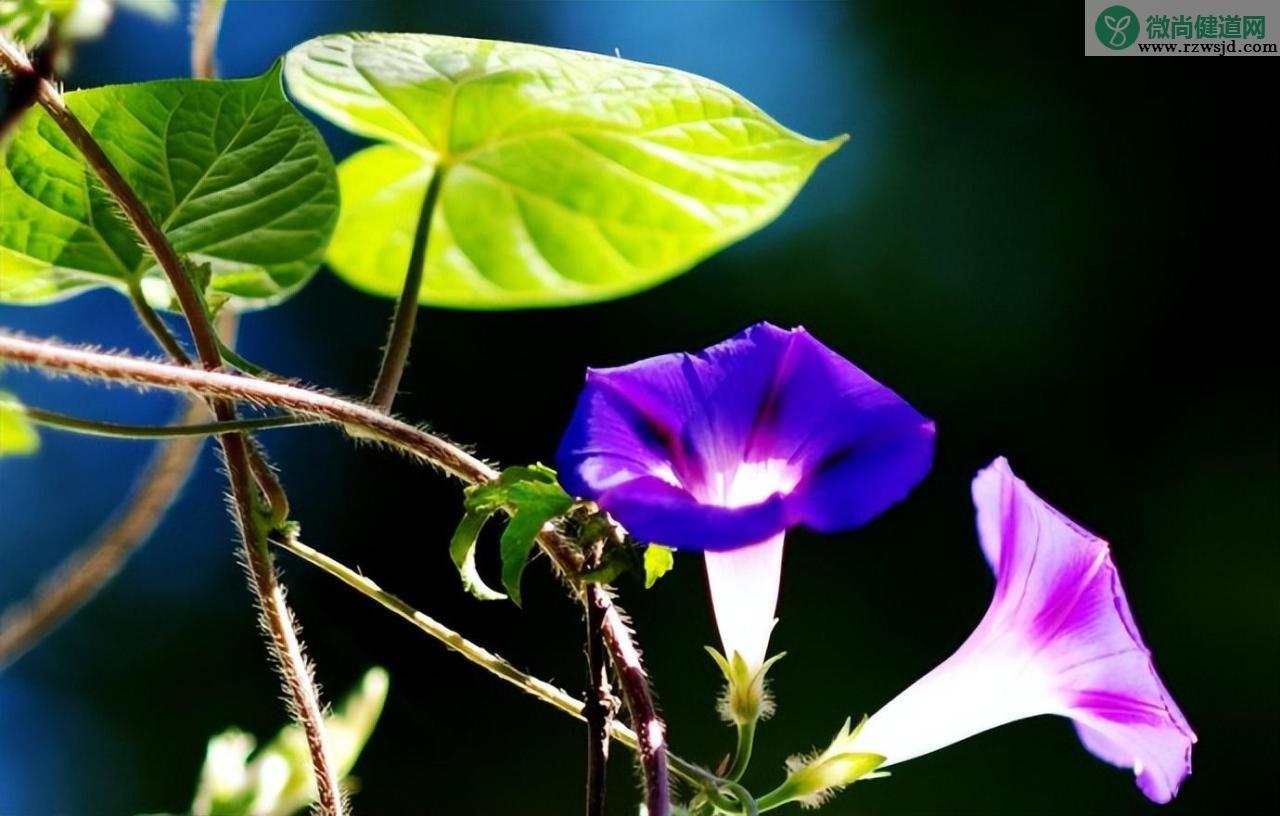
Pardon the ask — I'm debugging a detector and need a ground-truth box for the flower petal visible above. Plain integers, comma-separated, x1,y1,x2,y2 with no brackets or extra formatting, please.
973,458,1195,802
705,533,786,669
848,459,1193,804
556,322,934,550
598,476,788,551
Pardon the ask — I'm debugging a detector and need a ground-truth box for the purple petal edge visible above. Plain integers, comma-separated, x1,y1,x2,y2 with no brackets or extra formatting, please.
973,457,1196,803
555,322,934,550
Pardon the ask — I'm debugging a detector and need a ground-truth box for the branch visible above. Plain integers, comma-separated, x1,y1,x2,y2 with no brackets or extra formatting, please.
5,400,312,440
191,0,227,81
583,546,614,816
223,434,344,814
369,167,446,411
0,36,345,814
0,397,209,669
0,331,672,813
0,332,496,481
0,306,234,671
515,524,671,815
272,530,712,791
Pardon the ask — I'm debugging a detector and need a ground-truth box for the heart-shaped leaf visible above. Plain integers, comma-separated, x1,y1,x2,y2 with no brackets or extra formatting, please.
285,33,844,309
0,63,338,311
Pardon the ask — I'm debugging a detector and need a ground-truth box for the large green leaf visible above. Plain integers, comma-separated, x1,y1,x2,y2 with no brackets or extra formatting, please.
285,32,843,309
0,63,338,311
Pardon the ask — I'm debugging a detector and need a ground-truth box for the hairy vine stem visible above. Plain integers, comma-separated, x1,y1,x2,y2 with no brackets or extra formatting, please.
3,34,666,804
0,331,673,813
0,35,344,815
272,530,715,791
191,0,227,81
583,543,615,816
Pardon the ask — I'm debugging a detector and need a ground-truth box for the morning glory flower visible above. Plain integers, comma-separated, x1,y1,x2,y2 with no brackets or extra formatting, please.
555,322,935,680
842,457,1195,803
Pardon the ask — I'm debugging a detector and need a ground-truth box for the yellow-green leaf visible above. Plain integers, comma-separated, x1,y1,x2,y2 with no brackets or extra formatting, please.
643,544,674,588
0,391,39,457
285,32,843,309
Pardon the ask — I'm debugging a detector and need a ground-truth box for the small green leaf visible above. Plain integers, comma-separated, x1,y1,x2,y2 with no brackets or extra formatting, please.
642,544,675,588
285,32,843,309
0,63,339,312
190,667,389,816
498,479,573,606
451,465,573,606
0,391,39,457
448,507,506,602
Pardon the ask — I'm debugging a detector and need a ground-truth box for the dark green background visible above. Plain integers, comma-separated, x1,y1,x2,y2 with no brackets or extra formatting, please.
1,2,1276,814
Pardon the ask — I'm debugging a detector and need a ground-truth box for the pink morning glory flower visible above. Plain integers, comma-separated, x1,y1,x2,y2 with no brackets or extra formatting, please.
845,457,1195,803
555,323,935,674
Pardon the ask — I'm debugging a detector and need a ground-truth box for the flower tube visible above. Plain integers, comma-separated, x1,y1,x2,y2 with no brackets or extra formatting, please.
843,457,1195,803
556,322,935,717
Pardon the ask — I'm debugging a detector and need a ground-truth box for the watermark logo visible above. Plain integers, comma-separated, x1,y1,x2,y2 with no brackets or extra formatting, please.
1086,2,1275,56
1096,5,1139,49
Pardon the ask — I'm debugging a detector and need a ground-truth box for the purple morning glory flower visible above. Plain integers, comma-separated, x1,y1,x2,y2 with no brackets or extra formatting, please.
845,458,1195,803
556,322,935,669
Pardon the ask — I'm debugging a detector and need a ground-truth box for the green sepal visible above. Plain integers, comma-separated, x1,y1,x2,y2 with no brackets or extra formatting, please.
757,717,887,810
706,646,786,725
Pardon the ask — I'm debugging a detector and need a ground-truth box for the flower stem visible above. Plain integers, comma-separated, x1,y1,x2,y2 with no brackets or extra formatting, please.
369,167,447,412
5,400,312,440
727,719,757,783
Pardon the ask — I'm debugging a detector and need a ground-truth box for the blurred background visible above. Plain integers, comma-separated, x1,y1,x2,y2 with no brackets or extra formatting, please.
1,1,1276,814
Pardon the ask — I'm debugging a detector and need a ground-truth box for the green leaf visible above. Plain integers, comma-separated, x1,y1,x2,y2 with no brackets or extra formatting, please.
0,0,55,46
499,479,573,606
284,32,844,309
450,464,573,606
190,667,389,816
642,543,674,589
0,391,39,457
0,63,339,311
448,507,507,601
